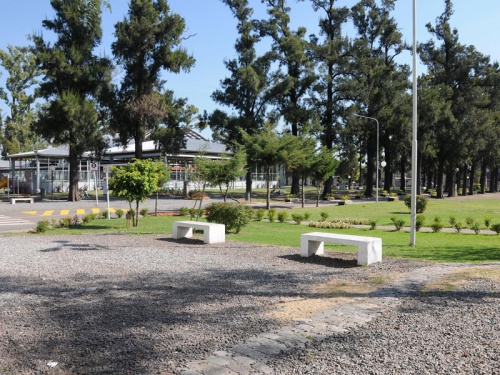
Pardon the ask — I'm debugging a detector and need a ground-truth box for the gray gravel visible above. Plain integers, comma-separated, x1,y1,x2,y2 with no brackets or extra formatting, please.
0,233,498,374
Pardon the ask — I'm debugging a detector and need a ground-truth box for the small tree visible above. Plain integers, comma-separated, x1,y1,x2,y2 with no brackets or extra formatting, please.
210,151,247,202
310,146,339,207
109,159,169,227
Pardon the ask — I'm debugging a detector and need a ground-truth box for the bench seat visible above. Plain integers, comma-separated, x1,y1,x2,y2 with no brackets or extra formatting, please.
173,221,225,244
301,232,382,266
10,198,34,204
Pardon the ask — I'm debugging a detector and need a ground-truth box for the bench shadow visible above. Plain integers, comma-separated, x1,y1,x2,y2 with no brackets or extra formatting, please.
279,253,358,268
158,237,207,246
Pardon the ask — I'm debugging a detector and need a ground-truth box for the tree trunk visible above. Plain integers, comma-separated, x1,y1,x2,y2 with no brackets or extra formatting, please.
322,177,333,198
468,162,476,195
266,166,271,210
291,171,300,196
461,167,467,196
245,169,252,202
446,167,454,197
400,157,406,191
301,176,305,208
68,145,79,202
436,160,444,198
490,166,498,192
364,152,375,197
480,160,487,194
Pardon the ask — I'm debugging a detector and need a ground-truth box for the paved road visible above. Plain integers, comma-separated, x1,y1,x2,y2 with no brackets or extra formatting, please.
0,197,206,233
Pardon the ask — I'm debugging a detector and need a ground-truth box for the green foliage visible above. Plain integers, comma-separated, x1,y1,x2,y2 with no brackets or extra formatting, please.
454,221,464,234
369,220,377,230
267,208,276,222
204,203,251,233
140,208,149,218
291,213,304,225
491,223,500,235
35,220,50,233
465,216,475,227
449,215,457,226
309,220,353,229
431,217,444,233
188,208,202,220
254,208,266,221
416,215,425,232
109,159,168,227
277,211,288,223
470,221,481,235
320,211,329,221
82,214,96,224
484,217,492,229
115,208,124,218
179,207,189,216
303,212,311,221
59,217,71,228
390,216,406,231
404,195,428,214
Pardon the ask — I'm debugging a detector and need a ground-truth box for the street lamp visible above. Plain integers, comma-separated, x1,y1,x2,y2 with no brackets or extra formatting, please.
354,114,381,202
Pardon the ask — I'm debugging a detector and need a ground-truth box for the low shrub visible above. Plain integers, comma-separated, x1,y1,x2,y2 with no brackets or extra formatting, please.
309,220,353,229
204,202,251,233
369,220,377,230
416,215,425,232
404,194,428,213
115,208,124,218
291,213,304,225
491,223,500,235
465,216,475,227
140,208,149,218
484,217,492,229
390,216,405,231
454,221,464,233
268,208,276,223
188,208,203,220
303,212,311,221
470,220,481,235
277,211,288,223
430,217,444,233
320,211,329,221
449,216,457,226
59,217,71,228
254,208,265,221
179,206,189,216
35,220,50,233
82,213,96,224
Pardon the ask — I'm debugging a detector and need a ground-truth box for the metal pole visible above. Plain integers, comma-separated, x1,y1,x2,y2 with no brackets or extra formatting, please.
410,0,418,246
354,114,380,202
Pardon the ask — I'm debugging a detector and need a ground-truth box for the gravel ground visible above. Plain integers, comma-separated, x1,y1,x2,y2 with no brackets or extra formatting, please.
0,233,498,374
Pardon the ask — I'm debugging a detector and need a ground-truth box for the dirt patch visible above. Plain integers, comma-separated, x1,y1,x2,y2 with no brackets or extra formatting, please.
266,274,400,323
421,266,500,293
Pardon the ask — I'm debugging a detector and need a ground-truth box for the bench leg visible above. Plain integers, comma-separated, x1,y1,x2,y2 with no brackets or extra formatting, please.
357,240,382,266
204,228,225,244
173,225,193,239
300,238,324,257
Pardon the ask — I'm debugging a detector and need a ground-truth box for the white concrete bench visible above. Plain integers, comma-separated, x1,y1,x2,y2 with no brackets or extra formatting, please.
173,221,225,244
300,232,382,266
10,197,34,204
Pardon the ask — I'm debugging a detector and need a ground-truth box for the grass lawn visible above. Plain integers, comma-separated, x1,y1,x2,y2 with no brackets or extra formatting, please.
37,204,500,263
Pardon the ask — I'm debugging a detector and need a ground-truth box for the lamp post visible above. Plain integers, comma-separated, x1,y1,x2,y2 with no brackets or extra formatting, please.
410,0,418,246
354,114,380,202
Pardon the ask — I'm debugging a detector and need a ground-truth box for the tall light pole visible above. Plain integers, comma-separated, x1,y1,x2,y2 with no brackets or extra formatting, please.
354,114,380,202
410,0,418,246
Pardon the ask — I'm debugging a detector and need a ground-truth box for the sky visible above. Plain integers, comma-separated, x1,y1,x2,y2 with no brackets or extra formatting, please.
1,0,500,140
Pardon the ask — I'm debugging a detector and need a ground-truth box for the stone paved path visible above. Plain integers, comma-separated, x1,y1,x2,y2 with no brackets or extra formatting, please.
179,263,488,375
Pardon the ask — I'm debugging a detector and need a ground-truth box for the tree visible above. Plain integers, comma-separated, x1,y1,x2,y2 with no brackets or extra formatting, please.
109,159,169,227
0,45,45,156
306,0,351,197
241,122,299,209
111,0,195,159
310,146,340,207
203,0,272,200
32,0,113,201
259,0,317,195
348,0,410,198
210,151,247,202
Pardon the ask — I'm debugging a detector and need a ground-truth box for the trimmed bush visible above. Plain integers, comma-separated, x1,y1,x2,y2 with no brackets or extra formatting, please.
454,221,464,233
291,213,304,225
465,216,474,227
204,203,251,233
277,211,288,223
484,217,492,229
254,208,265,221
35,220,50,233
140,208,149,218
369,220,377,230
404,194,428,213
491,223,500,235
449,216,456,226
390,216,405,231
320,211,329,221
431,217,444,233
303,212,311,221
470,220,481,235
115,208,124,218
179,206,189,216
268,208,276,223
416,215,425,232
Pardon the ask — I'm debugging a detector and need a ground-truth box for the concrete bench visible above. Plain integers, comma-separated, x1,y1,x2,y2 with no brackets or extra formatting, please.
300,232,382,266
10,197,34,204
173,221,225,244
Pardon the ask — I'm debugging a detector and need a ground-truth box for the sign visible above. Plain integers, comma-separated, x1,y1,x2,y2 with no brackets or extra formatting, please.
102,166,109,173
89,162,98,172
